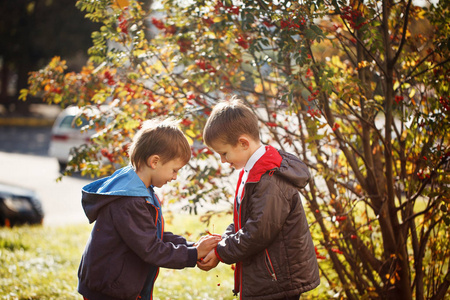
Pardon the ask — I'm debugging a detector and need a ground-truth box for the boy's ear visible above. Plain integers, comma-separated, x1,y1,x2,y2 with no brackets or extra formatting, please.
238,136,250,149
147,155,160,169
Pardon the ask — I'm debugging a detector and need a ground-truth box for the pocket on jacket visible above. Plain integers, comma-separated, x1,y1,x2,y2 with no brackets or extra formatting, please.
242,250,282,298
264,249,278,282
109,253,147,299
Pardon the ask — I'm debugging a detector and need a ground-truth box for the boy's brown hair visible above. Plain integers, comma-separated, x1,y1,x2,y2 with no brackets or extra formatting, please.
129,118,191,171
203,98,260,147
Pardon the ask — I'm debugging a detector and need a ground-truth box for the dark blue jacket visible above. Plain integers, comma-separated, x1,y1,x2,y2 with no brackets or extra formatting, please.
78,166,198,300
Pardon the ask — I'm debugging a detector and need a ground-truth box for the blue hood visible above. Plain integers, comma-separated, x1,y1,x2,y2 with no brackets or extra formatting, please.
81,166,158,223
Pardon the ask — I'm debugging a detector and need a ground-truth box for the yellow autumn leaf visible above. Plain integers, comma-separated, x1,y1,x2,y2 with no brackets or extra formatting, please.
357,61,370,69
393,81,400,91
331,56,346,69
185,129,195,145
255,83,263,93
112,0,129,9
400,130,408,141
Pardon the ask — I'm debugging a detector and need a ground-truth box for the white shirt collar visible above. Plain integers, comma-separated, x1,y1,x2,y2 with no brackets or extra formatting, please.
243,144,266,173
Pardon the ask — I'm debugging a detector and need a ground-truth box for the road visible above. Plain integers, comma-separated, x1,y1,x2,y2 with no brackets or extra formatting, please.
0,125,234,226
0,126,91,226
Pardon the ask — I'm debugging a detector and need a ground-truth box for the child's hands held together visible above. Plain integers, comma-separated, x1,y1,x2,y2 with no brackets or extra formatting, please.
195,234,221,260
197,249,220,271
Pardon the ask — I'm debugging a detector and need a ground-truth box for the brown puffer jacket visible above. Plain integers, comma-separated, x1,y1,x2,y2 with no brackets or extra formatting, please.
215,146,320,299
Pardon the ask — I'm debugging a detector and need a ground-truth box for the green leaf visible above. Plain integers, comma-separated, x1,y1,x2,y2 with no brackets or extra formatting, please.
18,89,29,101
127,72,140,80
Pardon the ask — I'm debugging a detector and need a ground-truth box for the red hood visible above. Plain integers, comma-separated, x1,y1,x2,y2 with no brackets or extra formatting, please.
247,145,282,183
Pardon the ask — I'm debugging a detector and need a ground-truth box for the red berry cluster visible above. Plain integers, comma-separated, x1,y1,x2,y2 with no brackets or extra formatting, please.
104,71,116,86
335,215,347,222
151,17,178,36
308,90,319,102
331,248,343,254
49,87,62,94
118,15,129,34
177,38,192,53
307,106,321,118
395,95,404,104
416,169,430,180
195,59,217,74
280,16,306,30
180,118,192,127
315,246,326,260
151,17,165,30
202,16,214,27
192,147,214,158
235,35,249,49
214,1,240,15
341,6,367,30
124,84,136,98
439,96,450,112
101,148,115,163
142,89,155,102
262,19,274,28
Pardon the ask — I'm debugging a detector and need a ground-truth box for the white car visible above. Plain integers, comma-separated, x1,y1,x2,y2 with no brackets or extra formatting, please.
48,106,96,171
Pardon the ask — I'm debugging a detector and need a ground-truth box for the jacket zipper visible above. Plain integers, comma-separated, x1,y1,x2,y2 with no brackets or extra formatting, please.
264,249,278,281
236,167,278,296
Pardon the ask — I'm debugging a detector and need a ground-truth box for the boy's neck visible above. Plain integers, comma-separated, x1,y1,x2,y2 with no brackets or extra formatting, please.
248,141,263,154
136,167,151,188
245,140,263,164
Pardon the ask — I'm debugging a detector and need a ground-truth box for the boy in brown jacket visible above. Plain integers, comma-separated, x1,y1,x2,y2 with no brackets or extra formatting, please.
198,99,320,299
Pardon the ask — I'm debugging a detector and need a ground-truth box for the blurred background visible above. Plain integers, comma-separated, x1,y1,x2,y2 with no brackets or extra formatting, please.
0,0,100,227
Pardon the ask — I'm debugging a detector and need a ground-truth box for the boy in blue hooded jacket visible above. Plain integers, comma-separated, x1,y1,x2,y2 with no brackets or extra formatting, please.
78,118,220,300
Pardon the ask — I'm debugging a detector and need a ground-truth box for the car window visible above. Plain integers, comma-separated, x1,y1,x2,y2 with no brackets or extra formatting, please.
59,115,89,129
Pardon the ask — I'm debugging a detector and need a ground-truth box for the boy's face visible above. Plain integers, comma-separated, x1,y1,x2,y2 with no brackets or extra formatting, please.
152,157,186,188
209,141,249,170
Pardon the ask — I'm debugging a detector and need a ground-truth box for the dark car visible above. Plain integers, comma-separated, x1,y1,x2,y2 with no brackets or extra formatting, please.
0,183,44,227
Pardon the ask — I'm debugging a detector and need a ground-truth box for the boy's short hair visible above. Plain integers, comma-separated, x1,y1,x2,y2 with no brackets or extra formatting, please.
129,118,191,171
203,97,260,147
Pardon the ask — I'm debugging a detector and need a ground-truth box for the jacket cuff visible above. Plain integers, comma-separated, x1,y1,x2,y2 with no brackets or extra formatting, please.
187,247,198,267
215,247,225,263
186,241,195,247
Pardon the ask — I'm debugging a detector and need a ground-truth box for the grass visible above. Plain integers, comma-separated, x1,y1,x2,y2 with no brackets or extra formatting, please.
0,212,323,299
0,224,91,299
0,213,237,300
155,212,236,300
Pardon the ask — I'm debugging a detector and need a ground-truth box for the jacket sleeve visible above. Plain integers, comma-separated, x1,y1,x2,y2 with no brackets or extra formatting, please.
216,177,292,264
163,231,194,246
111,198,198,269
222,223,235,239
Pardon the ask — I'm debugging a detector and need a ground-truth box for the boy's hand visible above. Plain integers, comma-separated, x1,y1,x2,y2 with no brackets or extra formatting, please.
197,250,220,271
194,233,221,247
196,235,221,259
